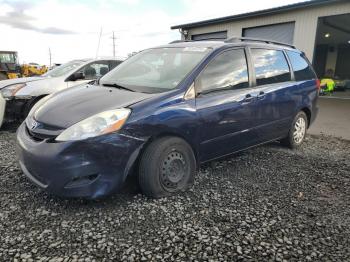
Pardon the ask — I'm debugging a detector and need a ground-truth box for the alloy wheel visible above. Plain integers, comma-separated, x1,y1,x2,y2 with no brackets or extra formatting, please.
293,117,306,144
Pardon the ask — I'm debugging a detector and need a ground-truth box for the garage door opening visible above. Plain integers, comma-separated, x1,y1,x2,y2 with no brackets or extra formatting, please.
313,13,350,98
191,31,227,41
242,22,295,45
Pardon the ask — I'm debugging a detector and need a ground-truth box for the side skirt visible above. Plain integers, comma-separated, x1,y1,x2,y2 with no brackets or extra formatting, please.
200,136,286,165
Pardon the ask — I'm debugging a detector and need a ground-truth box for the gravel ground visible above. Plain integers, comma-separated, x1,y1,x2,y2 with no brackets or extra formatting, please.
0,124,349,261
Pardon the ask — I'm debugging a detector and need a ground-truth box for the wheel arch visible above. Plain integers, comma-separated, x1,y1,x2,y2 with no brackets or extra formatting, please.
127,131,200,179
300,107,312,128
145,132,199,166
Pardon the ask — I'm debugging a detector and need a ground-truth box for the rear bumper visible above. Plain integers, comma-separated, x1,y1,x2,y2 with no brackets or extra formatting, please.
0,94,5,128
309,94,319,127
310,106,319,127
16,123,145,198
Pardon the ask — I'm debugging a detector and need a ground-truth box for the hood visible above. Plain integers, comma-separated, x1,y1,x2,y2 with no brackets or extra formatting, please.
33,84,155,128
0,76,43,89
15,76,66,97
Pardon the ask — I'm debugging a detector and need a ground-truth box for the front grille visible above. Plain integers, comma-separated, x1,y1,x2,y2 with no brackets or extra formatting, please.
25,118,63,142
25,126,46,142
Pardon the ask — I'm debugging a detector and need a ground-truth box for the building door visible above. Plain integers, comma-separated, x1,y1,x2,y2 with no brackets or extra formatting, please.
191,31,227,41
313,44,328,78
243,22,295,44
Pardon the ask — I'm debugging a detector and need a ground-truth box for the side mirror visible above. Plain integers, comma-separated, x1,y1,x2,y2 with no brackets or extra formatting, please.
69,72,84,81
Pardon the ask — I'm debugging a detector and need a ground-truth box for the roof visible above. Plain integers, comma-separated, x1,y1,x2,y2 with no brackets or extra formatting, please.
157,40,226,49
171,0,344,30
79,57,125,62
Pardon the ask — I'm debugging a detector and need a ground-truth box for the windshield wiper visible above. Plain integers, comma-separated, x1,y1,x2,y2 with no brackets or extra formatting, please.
102,82,135,92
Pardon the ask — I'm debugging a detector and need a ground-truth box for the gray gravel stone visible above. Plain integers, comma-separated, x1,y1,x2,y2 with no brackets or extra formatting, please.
0,124,349,261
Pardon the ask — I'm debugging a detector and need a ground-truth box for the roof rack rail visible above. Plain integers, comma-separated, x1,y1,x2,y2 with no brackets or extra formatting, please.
225,37,296,49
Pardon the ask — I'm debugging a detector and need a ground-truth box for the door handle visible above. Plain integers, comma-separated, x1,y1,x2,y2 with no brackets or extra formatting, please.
243,94,254,103
257,91,266,99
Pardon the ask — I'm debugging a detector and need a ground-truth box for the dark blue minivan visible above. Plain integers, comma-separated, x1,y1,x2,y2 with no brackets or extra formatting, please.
16,38,319,199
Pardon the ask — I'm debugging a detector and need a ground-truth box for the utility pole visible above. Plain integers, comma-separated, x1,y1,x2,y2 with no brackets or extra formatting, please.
96,27,103,58
111,31,116,57
49,48,52,67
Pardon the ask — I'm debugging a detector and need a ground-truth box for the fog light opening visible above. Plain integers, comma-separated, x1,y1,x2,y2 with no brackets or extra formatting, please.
64,173,99,189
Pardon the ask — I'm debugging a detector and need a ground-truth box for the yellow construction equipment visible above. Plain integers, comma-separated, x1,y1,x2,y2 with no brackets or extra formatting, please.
21,63,48,77
0,51,48,80
0,51,21,80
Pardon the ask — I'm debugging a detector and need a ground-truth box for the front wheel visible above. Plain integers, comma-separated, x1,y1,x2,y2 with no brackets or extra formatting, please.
281,111,308,149
0,72,8,80
138,137,196,198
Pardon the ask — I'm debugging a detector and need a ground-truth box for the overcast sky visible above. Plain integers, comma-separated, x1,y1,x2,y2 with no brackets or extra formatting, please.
0,0,307,65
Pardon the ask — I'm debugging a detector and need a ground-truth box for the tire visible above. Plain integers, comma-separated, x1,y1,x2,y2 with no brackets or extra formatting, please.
138,136,196,198
0,72,8,80
281,111,308,149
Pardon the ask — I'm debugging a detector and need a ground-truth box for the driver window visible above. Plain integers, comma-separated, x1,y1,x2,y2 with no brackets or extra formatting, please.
196,49,249,94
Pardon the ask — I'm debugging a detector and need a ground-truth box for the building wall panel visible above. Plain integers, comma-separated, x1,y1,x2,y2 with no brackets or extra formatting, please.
187,2,350,61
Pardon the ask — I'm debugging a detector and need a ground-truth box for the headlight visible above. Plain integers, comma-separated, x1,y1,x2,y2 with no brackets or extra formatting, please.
56,108,131,141
1,83,26,99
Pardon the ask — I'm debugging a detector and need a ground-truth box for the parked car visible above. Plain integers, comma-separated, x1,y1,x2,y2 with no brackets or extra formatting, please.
16,38,319,199
0,57,123,128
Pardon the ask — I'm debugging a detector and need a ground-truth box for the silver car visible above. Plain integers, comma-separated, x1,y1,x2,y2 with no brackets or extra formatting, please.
0,57,123,128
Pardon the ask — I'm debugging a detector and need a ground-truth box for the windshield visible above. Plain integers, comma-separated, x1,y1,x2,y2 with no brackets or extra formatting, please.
100,47,211,93
43,60,86,77
0,53,17,63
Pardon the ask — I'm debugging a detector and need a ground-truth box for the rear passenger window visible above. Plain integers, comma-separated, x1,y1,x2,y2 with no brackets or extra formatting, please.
286,51,316,81
251,49,291,86
196,49,249,94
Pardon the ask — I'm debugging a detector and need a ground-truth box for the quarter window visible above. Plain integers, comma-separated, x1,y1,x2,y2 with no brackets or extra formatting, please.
286,51,316,81
251,49,291,86
196,49,249,94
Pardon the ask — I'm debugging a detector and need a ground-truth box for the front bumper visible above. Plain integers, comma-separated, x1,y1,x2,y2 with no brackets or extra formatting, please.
4,98,29,122
16,123,145,198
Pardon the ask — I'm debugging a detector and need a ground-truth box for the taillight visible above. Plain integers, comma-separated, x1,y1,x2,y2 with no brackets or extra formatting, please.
316,79,321,90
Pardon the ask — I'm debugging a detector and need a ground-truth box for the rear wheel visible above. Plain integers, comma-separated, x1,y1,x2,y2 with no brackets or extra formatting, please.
281,111,308,149
138,137,196,198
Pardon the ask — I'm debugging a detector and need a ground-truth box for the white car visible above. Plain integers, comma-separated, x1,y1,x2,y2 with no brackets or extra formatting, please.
0,57,123,128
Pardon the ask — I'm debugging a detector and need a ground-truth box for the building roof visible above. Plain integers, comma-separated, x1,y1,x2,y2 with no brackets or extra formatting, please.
171,0,344,30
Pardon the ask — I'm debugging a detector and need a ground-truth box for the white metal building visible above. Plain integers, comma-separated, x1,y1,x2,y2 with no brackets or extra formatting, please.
171,0,350,80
